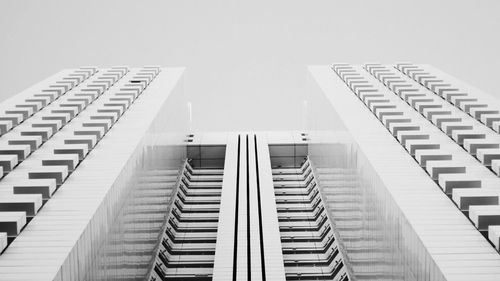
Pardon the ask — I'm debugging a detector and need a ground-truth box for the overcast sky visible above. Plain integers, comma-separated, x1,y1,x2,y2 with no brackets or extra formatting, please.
1,0,499,131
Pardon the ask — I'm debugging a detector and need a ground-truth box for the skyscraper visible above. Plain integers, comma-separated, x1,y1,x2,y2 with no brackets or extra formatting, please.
309,63,500,280
0,63,499,281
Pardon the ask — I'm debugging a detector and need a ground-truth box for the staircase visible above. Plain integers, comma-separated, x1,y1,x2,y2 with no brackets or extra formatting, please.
149,162,223,281
272,160,350,281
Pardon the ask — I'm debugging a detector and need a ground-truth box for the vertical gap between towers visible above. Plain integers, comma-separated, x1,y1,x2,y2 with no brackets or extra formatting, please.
254,135,267,281
232,135,241,281
246,134,252,280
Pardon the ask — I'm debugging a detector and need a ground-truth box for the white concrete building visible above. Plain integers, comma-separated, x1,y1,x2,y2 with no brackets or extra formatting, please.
0,64,498,281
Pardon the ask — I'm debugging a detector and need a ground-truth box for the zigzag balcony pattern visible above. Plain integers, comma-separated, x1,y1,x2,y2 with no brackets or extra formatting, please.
273,160,349,281
149,162,223,281
332,63,500,252
0,66,161,253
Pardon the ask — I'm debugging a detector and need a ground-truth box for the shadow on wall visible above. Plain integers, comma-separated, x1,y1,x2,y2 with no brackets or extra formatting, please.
83,73,189,281
306,68,447,280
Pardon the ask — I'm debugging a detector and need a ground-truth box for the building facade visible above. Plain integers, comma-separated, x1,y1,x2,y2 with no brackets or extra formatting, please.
309,63,500,280
0,64,499,281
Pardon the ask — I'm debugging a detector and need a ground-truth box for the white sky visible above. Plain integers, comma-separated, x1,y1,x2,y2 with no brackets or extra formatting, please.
1,0,499,131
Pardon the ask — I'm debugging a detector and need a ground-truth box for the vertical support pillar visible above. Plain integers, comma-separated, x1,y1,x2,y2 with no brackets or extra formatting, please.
213,134,240,280
255,133,286,281
236,135,249,280
213,133,286,281
248,135,263,280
